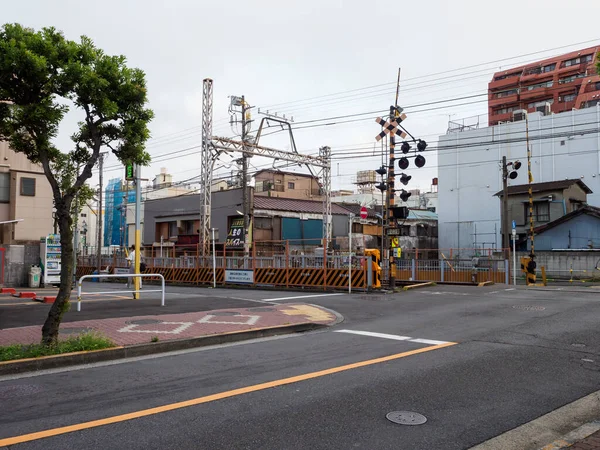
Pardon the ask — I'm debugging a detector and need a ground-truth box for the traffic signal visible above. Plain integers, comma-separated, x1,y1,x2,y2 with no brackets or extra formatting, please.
399,189,411,202
401,142,411,154
375,166,387,176
514,160,522,170
509,171,518,179
376,182,387,192
398,157,409,170
415,154,426,168
417,139,427,151
399,173,411,185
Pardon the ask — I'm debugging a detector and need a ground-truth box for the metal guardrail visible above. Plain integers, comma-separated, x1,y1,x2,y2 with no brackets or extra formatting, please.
76,273,166,312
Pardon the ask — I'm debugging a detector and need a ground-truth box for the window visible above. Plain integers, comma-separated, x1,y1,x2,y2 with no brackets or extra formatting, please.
494,72,521,81
559,73,585,84
168,221,178,238
526,80,553,91
80,213,87,218
528,99,553,109
542,63,556,73
288,182,295,190
495,89,518,98
254,217,272,229
400,225,411,236
494,106,516,115
20,177,36,196
416,224,429,237
562,55,592,68
560,93,577,103
0,173,9,203
534,202,550,222
583,99,600,108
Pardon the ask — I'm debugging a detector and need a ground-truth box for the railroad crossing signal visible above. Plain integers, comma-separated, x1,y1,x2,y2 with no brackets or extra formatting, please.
375,115,407,141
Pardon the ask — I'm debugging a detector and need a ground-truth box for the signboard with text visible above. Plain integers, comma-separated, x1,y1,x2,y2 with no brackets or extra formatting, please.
226,218,245,248
225,269,254,284
386,228,400,236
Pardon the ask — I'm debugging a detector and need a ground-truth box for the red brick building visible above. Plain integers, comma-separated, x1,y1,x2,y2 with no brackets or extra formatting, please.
488,46,600,125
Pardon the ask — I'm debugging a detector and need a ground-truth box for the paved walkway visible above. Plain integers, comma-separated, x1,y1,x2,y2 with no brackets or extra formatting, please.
0,303,337,347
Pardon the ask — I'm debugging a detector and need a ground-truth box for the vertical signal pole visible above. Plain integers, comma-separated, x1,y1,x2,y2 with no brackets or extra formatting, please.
526,114,535,260
502,156,510,253
241,96,250,259
133,163,141,299
388,105,396,290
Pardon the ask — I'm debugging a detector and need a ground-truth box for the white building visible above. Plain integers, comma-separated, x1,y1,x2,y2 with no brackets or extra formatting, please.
437,106,600,253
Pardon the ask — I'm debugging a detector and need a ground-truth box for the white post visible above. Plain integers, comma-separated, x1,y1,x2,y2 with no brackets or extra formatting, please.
160,235,163,258
211,228,217,288
512,228,517,286
348,214,354,294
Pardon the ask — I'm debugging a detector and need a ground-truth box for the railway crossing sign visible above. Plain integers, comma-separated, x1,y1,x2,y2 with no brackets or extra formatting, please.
375,115,408,141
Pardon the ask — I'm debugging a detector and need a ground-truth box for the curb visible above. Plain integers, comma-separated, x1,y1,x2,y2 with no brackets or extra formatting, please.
469,390,600,450
403,281,435,291
0,322,327,376
539,420,600,449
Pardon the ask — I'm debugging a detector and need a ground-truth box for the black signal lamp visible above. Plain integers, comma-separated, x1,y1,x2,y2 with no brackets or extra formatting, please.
513,160,522,170
400,173,412,185
398,157,409,170
401,142,411,154
399,189,411,202
509,171,518,180
417,139,427,151
415,154,426,168
375,166,387,176
376,182,387,192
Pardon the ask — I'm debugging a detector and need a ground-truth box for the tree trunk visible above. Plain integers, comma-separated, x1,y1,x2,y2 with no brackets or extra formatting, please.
41,203,74,346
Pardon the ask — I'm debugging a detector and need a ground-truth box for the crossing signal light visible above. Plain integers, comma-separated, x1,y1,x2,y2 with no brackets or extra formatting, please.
400,173,411,185
375,166,387,176
401,142,411,154
376,182,387,192
513,160,522,170
398,157,409,170
399,189,411,202
417,139,427,151
415,154,426,168
509,171,518,179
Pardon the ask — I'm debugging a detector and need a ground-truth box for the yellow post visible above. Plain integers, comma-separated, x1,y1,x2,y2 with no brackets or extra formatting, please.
541,266,547,286
133,230,141,299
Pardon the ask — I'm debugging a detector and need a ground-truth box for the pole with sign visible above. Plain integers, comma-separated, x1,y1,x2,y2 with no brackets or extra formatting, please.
512,227,517,286
348,214,354,294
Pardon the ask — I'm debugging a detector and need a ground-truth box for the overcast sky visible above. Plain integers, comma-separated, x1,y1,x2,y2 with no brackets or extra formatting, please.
3,0,600,195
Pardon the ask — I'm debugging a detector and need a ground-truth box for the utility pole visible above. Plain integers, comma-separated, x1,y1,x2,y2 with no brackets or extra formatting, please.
96,153,105,274
133,163,141,299
525,113,537,285
502,156,510,253
241,96,249,258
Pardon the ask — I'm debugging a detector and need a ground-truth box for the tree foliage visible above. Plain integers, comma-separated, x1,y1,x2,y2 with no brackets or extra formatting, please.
0,23,153,344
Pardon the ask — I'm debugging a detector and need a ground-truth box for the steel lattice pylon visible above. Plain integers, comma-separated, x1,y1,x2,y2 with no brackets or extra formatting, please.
319,146,332,246
200,78,214,255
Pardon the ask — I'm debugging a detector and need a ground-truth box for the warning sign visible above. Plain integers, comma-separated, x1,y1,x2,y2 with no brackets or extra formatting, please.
391,237,399,248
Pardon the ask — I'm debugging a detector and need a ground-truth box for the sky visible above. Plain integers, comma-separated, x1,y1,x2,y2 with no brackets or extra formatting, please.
3,0,600,196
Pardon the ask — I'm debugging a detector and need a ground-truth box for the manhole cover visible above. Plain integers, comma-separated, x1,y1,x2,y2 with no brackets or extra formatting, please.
126,319,163,325
0,384,43,398
250,307,276,312
60,327,95,335
512,305,546,311
386,411,427,425
211,311,241,316
572,343,586,348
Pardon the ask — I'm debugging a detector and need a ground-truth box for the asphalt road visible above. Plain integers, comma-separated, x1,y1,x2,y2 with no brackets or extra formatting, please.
1,284,600,449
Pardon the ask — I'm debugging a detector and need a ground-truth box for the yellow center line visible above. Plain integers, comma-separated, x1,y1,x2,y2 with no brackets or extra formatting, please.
0,342,457,446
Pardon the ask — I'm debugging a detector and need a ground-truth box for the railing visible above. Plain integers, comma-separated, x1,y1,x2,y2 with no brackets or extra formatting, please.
76,273,166,311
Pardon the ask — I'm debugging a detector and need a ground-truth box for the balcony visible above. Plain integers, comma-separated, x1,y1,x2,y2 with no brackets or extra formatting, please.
176,234,199,245
489,93,518,107
520,86,553,101
489,111,515,125
489,75,521,90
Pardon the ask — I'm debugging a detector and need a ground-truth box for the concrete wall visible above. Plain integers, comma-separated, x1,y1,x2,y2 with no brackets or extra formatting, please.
10,171,53,242
438,106,600,251
517,250,600,279
0,244,41,287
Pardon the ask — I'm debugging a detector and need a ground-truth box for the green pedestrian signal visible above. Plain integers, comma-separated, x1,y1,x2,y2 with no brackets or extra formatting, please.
125,164,134,180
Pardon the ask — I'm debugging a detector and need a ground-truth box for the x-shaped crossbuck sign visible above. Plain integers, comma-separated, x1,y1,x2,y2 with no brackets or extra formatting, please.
375,114,407,141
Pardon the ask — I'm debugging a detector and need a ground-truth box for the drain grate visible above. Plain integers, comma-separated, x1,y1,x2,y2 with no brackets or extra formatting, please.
512,305,546,311
126,319,162,325
60,327,95,335
210,311,242,316
386,411,427,425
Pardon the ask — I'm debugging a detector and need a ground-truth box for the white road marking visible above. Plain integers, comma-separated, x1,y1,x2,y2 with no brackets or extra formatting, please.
335,329,451,345
262,293,344,302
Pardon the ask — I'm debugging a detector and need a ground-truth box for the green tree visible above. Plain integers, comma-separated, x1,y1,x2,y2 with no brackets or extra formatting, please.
0,24,153,345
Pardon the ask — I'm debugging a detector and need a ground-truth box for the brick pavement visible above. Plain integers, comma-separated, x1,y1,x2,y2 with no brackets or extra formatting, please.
568,430,600,449
0,303,337,347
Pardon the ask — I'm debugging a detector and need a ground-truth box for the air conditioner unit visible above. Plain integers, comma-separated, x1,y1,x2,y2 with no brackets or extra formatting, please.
535,102,551,116
512,109,528,122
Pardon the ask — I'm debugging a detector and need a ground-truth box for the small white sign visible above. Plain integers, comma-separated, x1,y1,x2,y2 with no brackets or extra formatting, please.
225,269,254,284
114,267,129,275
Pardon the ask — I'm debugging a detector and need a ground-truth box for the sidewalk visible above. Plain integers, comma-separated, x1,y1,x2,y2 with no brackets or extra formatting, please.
0,303,338,347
